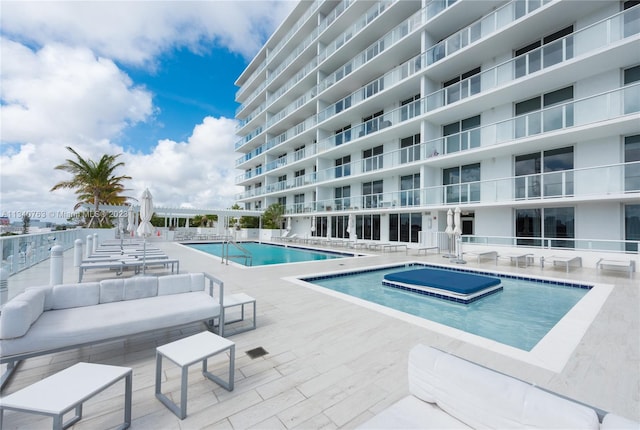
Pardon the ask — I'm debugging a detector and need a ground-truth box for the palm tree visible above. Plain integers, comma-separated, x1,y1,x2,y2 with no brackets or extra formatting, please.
51,147,132,227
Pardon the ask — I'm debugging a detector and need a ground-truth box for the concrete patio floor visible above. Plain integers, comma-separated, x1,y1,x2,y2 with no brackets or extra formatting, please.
1,239,638,429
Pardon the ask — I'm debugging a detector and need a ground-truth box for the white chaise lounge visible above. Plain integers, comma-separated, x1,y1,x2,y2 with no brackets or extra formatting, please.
0,272,225,390
358,344,638,429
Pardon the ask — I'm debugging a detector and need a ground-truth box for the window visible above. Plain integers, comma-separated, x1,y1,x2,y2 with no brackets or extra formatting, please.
624,65,640,114
401,95,420,121
335,155,351,178
255,164,263,175
363,145,383,172
354,214,381,240
335,95,352,113
389,213,422,243
294,145,305,161
443,163,480,203
443,67,481,104
361,111,383,136
624,0,640,37
515,86,573,137
334,186,351,210
278,196,286,208
625,135,640,191
331,215,350,239
335,125,351,146
294,169,305,187
362,180,383,208
515,146,574,199
293,194,305,213
443,115,480,153
516,207,575,248
312,216,328,237
625,204,640,252
400,174,420,206
400,134,421,164
365,77,384,99
515,26,573,78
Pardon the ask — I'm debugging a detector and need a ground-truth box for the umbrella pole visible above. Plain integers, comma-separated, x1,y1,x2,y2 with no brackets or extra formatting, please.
142,238,146,275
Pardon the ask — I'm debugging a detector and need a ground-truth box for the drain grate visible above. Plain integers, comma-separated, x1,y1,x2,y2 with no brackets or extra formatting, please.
246,347,268,359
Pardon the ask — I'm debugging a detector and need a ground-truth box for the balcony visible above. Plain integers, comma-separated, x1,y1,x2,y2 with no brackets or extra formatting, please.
425,6,639,111
267,161,639,213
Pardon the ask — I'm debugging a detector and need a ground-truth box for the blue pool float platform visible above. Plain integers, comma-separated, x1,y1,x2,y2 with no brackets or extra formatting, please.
382,267,502,304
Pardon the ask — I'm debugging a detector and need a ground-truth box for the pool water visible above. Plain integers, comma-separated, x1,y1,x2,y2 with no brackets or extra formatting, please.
304,264,590,351
186,242,350,266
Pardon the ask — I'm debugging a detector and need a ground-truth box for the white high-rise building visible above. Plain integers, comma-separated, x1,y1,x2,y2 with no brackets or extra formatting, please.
234,0,639,255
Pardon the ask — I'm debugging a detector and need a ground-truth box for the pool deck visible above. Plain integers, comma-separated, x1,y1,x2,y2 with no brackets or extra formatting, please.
2,240,638,428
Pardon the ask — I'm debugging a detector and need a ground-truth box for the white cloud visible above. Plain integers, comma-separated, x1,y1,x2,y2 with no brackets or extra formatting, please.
0,1,294,221
1,116,241,221
1,38,153,144
1,1,296,66
124,116,241,210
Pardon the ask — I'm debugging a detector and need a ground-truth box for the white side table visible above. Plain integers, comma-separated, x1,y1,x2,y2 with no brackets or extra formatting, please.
155,331,235,419
0,362,132,430
223,293,257,333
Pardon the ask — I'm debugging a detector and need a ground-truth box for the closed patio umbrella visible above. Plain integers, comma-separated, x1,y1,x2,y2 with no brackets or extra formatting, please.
127,205,135,237
444,209,454,257
310,216,316,233
452,207,466,264
346,213,354,238
136,188,154,274
286,217,291,232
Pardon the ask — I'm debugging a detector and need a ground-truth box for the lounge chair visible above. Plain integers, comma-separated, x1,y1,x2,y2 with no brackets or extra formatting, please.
282,233,298,243
276,231,291,241
596,258,635,279
542,255,582,273
462,250,498,264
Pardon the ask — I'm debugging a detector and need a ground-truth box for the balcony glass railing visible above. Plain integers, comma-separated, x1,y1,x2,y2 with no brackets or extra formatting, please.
319,0,396,62
426,0,553,66
317,6,426,93
262,161,639,212
425,6,639,111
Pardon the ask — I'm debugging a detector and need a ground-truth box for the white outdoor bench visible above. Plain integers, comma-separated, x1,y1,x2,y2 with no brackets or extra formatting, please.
382,244,408,254
417,246,439,255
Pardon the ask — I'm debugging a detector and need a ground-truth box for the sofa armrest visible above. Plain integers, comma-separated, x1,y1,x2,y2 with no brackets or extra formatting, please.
204,273,225,334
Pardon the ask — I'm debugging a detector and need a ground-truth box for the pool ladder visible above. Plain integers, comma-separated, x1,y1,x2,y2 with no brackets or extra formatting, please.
221,240,253,266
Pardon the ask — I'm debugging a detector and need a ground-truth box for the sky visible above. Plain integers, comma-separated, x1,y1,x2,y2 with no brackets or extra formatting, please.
0,0,296,222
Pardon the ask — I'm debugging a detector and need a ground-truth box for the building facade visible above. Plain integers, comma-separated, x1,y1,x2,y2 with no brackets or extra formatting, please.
234,0,639,253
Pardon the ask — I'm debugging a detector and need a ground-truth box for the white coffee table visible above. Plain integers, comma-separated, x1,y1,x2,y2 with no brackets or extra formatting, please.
0,362,132,430
222,293,256,334
155,331,235,419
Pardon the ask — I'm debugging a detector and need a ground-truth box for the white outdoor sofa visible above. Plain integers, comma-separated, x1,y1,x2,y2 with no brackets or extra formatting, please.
0,272,225,390
359,344,638,429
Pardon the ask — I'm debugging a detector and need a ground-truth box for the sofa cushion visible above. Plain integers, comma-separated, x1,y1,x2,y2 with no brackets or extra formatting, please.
26,286,54,310
410,345,599,429
123,276,158,300
601,413,640,429
357,396,471,429
158,273,193,296
189,273,205,292
0,288,45,339
51,283,100,310
100,279,125,303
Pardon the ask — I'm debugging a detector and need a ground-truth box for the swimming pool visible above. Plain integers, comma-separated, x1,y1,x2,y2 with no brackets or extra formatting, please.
186,242,353,266
302,263,591,351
